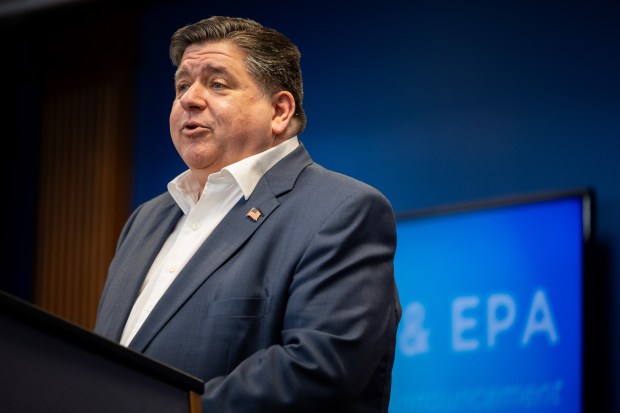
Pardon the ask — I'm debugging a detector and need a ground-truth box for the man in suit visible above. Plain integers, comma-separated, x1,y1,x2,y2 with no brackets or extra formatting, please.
95,16,401,412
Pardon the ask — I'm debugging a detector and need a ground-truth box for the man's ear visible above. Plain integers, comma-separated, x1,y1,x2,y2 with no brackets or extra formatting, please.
271,91,295,136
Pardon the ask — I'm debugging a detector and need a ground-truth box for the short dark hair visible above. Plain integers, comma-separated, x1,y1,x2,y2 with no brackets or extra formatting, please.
170,16,306,135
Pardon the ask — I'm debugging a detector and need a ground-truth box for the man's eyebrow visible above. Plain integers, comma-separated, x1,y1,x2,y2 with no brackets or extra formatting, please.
174,68,190,82
174,64,229,82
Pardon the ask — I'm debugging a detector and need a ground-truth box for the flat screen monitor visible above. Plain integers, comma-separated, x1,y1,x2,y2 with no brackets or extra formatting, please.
390,189,593,413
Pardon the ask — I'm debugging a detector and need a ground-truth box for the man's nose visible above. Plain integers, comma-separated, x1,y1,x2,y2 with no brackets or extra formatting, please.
179,83,207,111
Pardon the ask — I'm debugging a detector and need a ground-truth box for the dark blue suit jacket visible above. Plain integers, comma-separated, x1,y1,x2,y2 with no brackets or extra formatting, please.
95,144,401,412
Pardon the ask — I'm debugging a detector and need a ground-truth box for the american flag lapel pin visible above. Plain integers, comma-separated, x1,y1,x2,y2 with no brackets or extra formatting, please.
246,207,262,222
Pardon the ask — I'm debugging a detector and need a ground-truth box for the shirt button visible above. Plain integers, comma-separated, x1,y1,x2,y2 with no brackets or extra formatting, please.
192,222,200,230
168,266,177,273
146,304,154,313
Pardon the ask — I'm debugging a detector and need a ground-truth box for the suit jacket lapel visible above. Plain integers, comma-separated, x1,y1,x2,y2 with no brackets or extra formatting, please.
128,143,313,352
96,196,183,341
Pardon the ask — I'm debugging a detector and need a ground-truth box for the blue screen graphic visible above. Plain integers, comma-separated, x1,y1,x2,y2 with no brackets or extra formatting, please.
390,194,587,413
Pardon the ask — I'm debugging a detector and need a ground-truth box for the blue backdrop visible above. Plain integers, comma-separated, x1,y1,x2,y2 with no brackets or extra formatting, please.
130,1,619,410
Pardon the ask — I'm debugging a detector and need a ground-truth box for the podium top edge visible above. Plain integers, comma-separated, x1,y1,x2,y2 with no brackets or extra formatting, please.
0,289,205,394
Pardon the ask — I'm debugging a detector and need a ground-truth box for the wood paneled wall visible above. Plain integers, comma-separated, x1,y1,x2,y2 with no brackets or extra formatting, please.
33,4,137,329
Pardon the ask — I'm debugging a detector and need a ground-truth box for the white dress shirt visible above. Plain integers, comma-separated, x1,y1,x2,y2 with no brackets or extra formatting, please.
120,137,299,346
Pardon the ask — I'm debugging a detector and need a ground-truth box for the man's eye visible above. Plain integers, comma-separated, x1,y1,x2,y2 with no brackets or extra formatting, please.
212,82,225,90
177,83,189,93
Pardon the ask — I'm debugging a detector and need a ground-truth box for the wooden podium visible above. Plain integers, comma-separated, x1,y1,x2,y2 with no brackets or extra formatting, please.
0,290,204,413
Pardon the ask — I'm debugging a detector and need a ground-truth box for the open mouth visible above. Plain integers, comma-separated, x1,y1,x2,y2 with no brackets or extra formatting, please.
182,121,206,133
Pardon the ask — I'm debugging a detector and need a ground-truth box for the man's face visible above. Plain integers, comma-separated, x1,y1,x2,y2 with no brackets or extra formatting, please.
170,41,276,182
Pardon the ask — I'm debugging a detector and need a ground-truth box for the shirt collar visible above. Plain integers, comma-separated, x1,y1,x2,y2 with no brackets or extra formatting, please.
225,136,299,200
168,137,299,213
